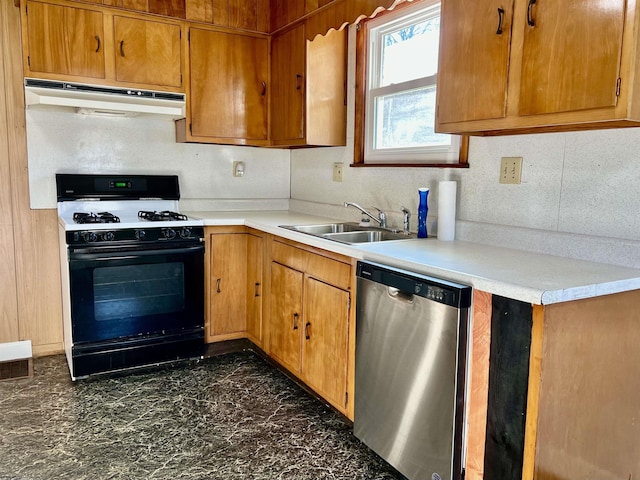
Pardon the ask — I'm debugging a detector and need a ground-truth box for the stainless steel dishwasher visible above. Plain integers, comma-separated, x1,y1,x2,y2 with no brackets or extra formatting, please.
354,261,471,480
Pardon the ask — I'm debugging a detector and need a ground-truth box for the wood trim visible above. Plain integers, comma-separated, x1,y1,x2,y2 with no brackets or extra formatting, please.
465,290,492,480
351,4,469,168
521,304,544,480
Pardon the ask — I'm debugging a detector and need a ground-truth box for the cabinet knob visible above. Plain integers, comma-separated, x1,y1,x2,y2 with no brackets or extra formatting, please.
527,0,537,27
95,35,101,53
119,40,125,57
496,8,505,35
293,313,299,330
296,74,302,91
216,278,221,293
305,322,311,340
261,81,267,97
254,282,260,297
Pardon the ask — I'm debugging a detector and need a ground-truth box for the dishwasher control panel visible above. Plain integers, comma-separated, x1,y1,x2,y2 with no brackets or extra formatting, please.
356,261,471,309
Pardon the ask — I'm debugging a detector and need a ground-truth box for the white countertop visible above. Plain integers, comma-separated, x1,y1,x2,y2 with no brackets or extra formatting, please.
187,210,640,305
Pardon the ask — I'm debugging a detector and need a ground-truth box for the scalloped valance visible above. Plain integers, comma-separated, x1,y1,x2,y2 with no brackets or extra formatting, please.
305,0,412,40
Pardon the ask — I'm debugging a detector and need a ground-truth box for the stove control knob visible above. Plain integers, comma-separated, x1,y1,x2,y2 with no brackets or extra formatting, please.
163,228,176,240
102,231,115,242
135,230,146,241
179,227,192,239
82,231,98,243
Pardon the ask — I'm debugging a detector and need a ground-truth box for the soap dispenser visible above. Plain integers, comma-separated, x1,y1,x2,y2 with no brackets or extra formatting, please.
417,188,429,238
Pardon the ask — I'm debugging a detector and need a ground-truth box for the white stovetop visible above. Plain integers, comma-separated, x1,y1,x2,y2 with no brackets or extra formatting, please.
58,200,205,231
186,210,640,305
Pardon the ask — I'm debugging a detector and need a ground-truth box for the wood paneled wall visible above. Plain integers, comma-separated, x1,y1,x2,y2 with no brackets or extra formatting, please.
0,0,20,344
1,0,63,356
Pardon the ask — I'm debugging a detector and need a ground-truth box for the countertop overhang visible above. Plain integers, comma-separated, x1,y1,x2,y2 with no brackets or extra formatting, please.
187,210,640,305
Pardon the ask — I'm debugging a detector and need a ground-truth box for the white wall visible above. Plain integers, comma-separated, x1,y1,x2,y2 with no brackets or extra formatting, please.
290,26,640,268
26,108,291,210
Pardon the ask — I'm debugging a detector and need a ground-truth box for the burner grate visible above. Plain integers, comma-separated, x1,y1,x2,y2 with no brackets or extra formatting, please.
73,212,121,224
138,210,188,222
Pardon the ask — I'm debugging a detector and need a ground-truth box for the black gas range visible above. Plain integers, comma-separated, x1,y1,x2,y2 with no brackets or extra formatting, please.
56,174,205,380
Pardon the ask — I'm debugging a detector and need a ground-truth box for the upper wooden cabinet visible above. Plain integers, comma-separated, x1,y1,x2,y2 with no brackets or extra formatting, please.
23,1,105,79
270,23,347,147
113,16,182,88
22,0,185,92
178,27,269,146
436,0,639,135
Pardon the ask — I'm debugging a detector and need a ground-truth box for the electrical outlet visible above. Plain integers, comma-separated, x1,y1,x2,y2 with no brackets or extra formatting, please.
332,162,344,182
500,157,523,184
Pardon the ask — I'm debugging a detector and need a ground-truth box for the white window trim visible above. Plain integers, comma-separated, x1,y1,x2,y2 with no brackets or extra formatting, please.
363,1,460,165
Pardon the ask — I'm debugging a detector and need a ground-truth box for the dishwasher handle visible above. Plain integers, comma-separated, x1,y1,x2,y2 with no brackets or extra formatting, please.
356,261,471,308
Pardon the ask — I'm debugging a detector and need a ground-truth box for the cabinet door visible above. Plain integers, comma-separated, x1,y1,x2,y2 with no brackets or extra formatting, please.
301,277,350,411
269,262,303,373
246,234,264,345
190,28,268,140
210,233,247,338
25,1,105,78
113,16,182,88
518,0,625,116
436,0,513,124
271,23,305,142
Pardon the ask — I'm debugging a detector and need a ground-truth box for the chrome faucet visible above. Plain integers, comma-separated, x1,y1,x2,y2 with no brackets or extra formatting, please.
401,207,411,234
344,202,387,228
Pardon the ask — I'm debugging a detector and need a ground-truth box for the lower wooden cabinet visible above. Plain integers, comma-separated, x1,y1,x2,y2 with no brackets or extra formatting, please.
267,239,353,417
205,226,263,344
466,289,640,480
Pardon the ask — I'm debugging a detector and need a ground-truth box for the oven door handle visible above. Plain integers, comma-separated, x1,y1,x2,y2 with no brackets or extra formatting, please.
69,245,204,261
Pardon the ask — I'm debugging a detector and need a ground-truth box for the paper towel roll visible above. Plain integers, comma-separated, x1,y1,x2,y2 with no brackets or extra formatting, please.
438,181,457,241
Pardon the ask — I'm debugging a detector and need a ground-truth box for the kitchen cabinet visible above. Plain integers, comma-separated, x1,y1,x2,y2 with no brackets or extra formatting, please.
205,227,264,344
22,0,185,92
113,16,182,88
268,239,353,416
177,27,269,146
435,0,640,135
270,23,347,146
23,1,106,79
465,289,640,480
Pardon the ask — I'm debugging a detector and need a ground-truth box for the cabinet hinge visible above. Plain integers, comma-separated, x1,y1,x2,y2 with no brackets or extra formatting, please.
345,391,348,407
616,77,622,97
189,123,192,134
347,296,351,310
25,4,27,14
188,31,190,42
27,56,30,67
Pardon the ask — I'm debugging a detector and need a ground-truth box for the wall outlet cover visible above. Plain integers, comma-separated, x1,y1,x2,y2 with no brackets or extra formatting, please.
332,162,344,182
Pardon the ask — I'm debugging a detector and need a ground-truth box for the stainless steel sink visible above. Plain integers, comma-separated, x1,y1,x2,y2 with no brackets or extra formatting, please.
279,222,415,244
281,223,363,235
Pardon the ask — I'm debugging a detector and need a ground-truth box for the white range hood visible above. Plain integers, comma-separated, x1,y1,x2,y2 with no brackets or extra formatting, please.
24,78,186,118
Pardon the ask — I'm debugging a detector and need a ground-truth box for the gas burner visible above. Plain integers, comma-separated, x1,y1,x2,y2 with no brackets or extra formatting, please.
73,212,121,224
138,210,188,222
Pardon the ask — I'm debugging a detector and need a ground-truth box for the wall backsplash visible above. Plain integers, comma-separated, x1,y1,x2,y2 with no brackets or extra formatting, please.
26,109,291,209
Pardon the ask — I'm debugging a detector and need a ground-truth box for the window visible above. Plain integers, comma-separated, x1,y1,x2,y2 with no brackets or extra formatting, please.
354,1,467,167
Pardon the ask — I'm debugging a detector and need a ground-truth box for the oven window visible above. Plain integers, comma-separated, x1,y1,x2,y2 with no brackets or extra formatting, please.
93,263,185,322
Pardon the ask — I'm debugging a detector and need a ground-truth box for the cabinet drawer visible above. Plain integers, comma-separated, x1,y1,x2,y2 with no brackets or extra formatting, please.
271,241,351,291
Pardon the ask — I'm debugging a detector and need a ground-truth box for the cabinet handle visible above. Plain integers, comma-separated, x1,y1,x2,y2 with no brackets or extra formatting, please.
261,81,266,97
496,7,504,35
304,322,311,340
527,0,537,27
296,74,302,91
216,278,221,293
254,282,260,297
95,35,101,53
119,40,125,57
293,313,299,330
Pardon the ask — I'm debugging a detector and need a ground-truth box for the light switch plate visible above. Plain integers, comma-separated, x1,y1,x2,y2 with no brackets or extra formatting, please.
332,162,344,182
500,157,522,184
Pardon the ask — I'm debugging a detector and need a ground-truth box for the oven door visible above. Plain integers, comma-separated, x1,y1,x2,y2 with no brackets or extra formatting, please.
68,243,204,344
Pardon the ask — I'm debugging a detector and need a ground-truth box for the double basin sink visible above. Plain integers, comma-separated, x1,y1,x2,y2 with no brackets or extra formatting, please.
280,222,415,244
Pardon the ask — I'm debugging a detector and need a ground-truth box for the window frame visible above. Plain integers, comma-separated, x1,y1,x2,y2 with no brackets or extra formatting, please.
352,0,469,168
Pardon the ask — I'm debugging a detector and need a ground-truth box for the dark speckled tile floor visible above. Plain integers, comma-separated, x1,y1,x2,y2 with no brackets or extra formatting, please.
0,351,405,480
